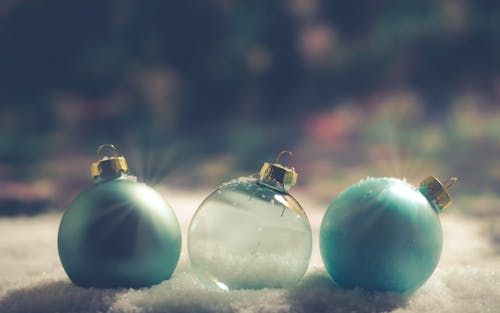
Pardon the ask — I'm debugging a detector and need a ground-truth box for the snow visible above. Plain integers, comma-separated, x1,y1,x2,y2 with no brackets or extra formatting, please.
189,240,308,289
0,190,498,313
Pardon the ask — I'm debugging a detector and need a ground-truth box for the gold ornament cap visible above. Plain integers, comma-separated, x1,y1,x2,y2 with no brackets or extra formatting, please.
259,151,298,193
90,144,129,179
419,176,457,211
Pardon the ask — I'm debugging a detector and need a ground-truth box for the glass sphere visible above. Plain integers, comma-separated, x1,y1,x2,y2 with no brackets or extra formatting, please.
188,177,312,290
58,178,181,288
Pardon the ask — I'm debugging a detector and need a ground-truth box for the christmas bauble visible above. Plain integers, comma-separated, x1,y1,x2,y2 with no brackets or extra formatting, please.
188,152,312,290
320,176,456,293
58,144,181,288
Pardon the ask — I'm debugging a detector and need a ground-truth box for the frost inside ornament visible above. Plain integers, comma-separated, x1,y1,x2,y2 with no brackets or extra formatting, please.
188,151,312,290
320,176,457,293
58,144,181,288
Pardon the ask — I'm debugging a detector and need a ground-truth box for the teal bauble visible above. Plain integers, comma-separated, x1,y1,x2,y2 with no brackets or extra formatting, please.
58,144,181,288
320,176,456,293
188,152,312,290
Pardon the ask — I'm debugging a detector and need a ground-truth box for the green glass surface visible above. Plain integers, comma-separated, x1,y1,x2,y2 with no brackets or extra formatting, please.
320,177,442,293
188,177,312,290
58,179,181,288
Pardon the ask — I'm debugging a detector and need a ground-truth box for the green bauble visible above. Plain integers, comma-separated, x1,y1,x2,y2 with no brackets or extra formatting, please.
320,176,456,293
58,145,181,288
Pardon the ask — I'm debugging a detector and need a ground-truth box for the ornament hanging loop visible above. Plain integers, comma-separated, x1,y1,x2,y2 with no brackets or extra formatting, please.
444,177,458,189
97,144,119,160
275,150,293,167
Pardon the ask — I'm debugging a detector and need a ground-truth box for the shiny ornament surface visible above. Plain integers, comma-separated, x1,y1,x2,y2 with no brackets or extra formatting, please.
188,153,312,290
58,145,181,288
320,177,455,293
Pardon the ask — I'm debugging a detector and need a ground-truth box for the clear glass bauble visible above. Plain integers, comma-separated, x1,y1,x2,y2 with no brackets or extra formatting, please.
188,177,312,290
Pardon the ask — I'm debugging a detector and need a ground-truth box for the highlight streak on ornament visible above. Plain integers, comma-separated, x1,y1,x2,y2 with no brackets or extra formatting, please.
215,281,229,291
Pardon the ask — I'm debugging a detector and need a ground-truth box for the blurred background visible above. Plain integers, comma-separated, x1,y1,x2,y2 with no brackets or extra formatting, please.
0,0,499,219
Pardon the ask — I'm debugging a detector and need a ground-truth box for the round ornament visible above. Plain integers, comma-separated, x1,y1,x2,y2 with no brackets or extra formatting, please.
58,144,181,288
320,176,457,293
188,151,312,290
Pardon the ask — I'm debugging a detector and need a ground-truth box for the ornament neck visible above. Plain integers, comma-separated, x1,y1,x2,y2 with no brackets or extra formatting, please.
257,179,289,194
93,172,137,184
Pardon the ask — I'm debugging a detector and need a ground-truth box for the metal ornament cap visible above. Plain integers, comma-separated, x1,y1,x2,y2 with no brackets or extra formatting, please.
258,151,298,193
259,162,298,192
90,144,129,179
419,176,457,211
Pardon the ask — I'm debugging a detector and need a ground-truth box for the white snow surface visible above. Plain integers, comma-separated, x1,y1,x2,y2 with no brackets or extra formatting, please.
0,189,498,313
